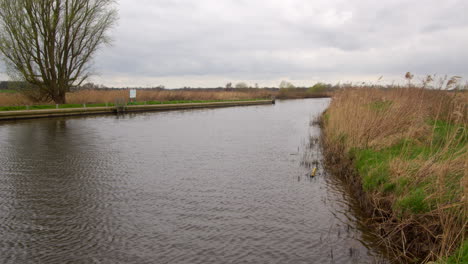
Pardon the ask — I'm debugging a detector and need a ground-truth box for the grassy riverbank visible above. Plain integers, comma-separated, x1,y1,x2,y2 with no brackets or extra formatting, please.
0,89,16,94
0,99,266,112
321,88,467,263
0,89,272,106
0,88,330,107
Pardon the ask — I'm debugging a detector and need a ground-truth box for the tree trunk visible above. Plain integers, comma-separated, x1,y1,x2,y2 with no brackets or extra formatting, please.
52,82,68,104
53,93,66,104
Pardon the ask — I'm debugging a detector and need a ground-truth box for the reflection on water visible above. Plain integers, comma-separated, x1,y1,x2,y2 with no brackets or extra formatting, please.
0,99,386,263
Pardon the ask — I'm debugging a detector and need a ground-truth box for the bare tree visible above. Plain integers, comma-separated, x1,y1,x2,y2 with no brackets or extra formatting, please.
0,0,117,103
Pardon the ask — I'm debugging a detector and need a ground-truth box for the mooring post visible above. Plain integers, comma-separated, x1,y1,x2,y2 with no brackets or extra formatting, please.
56,104,58,109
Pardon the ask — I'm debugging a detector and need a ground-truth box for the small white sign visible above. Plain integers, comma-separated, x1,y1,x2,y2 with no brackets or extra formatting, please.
129,89,137,99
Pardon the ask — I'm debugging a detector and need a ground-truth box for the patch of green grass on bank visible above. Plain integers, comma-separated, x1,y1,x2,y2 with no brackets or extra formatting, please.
0,89,17,94
395,187,432,214
0,99,266,111
351,147,392,192
0,106,27,111
0,104,112,111
430,120,467,154
349,120,466,215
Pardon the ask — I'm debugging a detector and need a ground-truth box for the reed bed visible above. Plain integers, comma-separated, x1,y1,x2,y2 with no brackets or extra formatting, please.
322,87,467,263
66,89,274,104
0,89,274,106
0,93,31,106
0,87,335,107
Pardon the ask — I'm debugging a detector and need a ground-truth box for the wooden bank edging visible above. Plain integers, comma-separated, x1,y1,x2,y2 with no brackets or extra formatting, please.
0,100,274,121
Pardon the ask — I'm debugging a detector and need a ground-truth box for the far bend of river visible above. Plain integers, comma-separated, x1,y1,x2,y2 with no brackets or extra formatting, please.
0,99,387,264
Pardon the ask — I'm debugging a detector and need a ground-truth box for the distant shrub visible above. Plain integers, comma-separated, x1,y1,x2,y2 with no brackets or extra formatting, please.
279,80,295,89
234,82,248,89
308,83,329,93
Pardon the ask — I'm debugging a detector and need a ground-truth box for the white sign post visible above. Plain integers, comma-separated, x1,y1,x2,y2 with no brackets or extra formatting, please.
129,89,137,102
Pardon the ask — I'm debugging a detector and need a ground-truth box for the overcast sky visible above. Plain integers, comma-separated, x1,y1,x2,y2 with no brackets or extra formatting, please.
10,0,468,88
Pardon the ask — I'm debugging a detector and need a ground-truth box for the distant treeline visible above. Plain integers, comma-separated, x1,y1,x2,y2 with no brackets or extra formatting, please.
2,73,466,92
0,80,332,92
0,81,10,89
0,81,36,90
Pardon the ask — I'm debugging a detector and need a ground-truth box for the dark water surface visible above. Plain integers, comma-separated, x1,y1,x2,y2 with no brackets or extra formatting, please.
0,99,385,263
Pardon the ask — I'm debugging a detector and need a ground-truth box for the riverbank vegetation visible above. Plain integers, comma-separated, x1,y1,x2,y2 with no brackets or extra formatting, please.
0,89,269,107
0,86,331,107
322,87,467,263
276,86,330,99
0,98,269,112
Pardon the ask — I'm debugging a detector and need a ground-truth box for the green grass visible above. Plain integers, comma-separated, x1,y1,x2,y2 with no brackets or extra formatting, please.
351,147,392,192
0,104,113,111
349,119,466,215
0,106,27,111
430,120,467,153
0,99,266,111
443,240,468,264
395,187,431,214
0,89,17,94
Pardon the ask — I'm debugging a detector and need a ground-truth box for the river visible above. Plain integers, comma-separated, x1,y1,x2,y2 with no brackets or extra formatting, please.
0,99,386,263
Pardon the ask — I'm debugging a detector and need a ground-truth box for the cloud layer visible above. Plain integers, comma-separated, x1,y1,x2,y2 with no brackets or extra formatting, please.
83,0,468,87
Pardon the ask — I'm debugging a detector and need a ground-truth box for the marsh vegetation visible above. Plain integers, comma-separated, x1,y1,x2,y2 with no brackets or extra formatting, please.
322,86,467,263
0,87,330,109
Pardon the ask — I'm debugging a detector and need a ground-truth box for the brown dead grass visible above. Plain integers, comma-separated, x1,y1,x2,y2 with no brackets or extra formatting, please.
324,88,463,150
0,93,32,106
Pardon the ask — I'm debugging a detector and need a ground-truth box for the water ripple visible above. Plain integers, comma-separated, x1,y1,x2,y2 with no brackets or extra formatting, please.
0,99,386,263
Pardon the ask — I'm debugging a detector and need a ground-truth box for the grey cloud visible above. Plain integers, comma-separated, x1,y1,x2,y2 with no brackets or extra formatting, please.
90,0,468,87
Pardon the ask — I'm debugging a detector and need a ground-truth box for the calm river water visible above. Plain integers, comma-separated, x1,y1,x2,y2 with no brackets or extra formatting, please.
0,99,386,264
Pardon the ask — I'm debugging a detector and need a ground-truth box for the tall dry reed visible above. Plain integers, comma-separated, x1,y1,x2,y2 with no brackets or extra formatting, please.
0,93,34,106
